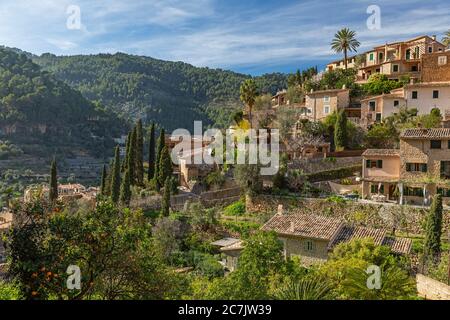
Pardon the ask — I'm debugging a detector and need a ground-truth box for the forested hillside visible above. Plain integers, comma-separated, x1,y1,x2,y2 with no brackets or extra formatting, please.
0,48,126,158
33,53,288,130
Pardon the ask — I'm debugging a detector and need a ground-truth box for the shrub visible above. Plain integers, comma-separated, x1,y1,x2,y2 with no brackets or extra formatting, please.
223,200,246,216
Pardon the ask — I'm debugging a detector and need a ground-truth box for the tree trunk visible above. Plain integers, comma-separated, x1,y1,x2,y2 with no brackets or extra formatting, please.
245,192,253,212
344,49,348,70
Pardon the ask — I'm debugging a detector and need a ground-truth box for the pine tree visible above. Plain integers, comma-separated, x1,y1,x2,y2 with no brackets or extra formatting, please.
100,164,107,196
49,158,58,202
110,146,121,204
424,194,443,263
154,128,165,190
148,123,156,181
158,146,173,188
135,119,144,186
120,169,131,206
161,177,171,216
128,127,137,185
334,110,347,150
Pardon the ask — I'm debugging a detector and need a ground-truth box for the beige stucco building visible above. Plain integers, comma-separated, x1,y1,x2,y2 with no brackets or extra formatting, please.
362,128,450,205
305,88,352,121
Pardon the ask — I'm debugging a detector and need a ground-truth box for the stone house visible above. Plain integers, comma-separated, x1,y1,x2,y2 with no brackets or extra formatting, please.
355,35,446,83
421,51,450,82
362,128,450,205
260,212,411,267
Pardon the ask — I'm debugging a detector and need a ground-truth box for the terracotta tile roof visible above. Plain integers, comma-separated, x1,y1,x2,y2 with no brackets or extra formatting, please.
400,128,450,139
306,88,348,96
362,149,400,157
405,81,450,88
330,226,386,249
382,237,412,255
360,93,404,101
261,214,343,241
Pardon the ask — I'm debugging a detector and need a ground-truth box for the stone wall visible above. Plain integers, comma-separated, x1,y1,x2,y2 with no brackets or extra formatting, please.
416,274,450,300
421,52,450,82
282,235,328,266
248,195,449,236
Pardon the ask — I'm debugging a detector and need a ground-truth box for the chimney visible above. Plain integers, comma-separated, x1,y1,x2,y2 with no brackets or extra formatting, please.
432,35,436,41
277,204,284,215
409,77,415,85
310,89,314,94
289,221,295,233
342,84,346,90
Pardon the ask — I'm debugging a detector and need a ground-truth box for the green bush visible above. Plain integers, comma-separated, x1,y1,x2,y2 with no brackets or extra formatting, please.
223,200,246,216
306,165,362,183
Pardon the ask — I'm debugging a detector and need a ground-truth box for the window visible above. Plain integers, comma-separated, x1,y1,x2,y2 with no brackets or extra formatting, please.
431,140,442,149
433,90,439,99
369,53,374,61
428,46,433,53
366,159,383,169
375,113,382,122
406,49,411,60
393,64,399,72
437,188,450,197
415,46,420,58
438,56,448,65
324,105,330,114
411,91,418,99
404,187,424,197
379,52,383,61
411,65,418,72
323,96,330,102
371,184,384,194
441,161,450,179
394,100,399,107
304,240,315,252
448,140,450,149
406,163,427,173
369,101,376,111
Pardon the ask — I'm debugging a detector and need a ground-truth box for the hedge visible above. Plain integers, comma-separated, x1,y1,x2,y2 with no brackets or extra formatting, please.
306,165,362,183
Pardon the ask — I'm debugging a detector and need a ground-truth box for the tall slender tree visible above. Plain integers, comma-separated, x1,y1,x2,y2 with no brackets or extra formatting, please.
424,194,443,263
240,79,258,128
154,128,165,190
122,132,131,172
128,127,137,185
334,110,348,150
135,119,144,186
161,177,171,217
331,28,360,70
148,123,156,181
120,169,131,206
49,158,58,203
158,146,173,188
104,159,114,196
110,146,121,204
100,164,107,196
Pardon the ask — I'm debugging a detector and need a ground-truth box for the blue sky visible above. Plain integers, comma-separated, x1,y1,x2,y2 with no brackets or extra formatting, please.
0,0,449,75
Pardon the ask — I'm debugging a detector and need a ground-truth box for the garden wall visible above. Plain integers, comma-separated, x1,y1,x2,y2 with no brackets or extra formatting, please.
416,274,450,300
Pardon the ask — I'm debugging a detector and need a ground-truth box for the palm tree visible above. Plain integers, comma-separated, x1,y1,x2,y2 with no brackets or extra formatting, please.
442,30,450,47
240,79,258,128
275,276,332,300
331,28,361,70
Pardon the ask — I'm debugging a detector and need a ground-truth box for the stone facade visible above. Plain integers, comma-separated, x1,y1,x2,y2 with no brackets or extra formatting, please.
280,235,328,266
421,51,450,82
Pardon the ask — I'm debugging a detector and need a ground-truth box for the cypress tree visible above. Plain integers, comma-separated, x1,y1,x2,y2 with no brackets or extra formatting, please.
128,127,137,185
120,169,131,206
334,110,347,150
122,132,131,172
148,123,156,181
161,177,171,217
100,164,107,196
154,128,165,190
158,146,173,188
136,119,144,186
424,194,443,263
110,146,121,203
104,159,114,196
49,158,58,202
